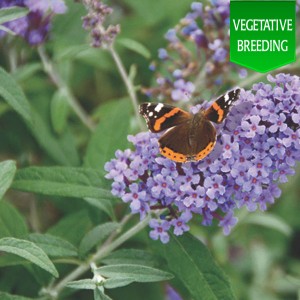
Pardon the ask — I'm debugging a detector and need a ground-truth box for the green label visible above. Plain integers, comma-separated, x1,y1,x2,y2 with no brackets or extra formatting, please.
230,1,296,73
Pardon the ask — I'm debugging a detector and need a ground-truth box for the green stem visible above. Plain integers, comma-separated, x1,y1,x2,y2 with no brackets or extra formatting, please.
108,45,143,130
50,215,150,298
37,46,96,131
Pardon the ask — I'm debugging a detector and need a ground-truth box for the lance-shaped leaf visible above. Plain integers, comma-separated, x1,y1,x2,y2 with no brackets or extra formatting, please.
0,6,28,25
84,99,130,170
0,237,58,277
0,201,28,238
95,264,173,284
0,67,32,125
66,279,97,290
79,222,120,256
29,233,78,257
12,166,113,200
162,233,236,300
0,160,16,200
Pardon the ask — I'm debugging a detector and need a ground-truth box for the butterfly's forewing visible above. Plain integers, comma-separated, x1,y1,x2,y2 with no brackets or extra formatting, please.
204,89,241,123
139,103,191,133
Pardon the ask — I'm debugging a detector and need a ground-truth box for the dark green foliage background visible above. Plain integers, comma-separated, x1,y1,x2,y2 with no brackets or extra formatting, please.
0,0,300,299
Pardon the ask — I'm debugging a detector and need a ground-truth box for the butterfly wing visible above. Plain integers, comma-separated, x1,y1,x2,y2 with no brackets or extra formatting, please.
139,103,191,133
158,123,192,163
158,119,216,163
191,120,216,161
204,89,241,123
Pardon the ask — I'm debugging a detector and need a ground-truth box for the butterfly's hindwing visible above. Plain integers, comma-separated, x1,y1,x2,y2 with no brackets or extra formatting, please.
158,118,216,162
158,123,191,162
192,120,216,161
139,103,191,133
204,88,241,123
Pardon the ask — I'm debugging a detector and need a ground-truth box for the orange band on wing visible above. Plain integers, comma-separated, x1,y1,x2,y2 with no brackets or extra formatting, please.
195,141,216,161
212,102,224,123
154,108,182,132
160,146,187,163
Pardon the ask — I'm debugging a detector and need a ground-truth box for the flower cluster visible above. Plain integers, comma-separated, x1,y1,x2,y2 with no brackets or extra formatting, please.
143,1,247,103
105,73,300,243
0,0,67,45
82,0,120,48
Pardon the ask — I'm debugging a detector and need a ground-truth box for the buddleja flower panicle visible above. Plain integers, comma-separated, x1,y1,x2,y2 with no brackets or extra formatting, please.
105,73,300,243
81,0,120,48
143,0,247,103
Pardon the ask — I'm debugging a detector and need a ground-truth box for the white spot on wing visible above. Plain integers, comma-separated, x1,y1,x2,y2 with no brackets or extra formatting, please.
154,103,164,112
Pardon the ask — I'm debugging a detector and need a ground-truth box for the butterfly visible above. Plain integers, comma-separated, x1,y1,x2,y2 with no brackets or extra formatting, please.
139,88,241,163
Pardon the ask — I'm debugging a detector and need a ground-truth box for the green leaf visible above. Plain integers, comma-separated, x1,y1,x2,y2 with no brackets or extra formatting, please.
28,107,79,166
55,44,91,61
243,212,292,237
0,237,58,277
0,67,32,125
117,38,151,59
29,233,78,257
104,277,135,289
50,88,70,134
66,279,96,290
79,222,120,257
12,63,42,83
163,233,235,300
0,6,28,25
83,198,116,220
84,99,131,170
94,288,113,300
0,291,34,300
0,201,28,238
0,160,16,199
95,264,173,283
102,249,157,267
0,253,28,267
48,210,92,246
12,166,113,200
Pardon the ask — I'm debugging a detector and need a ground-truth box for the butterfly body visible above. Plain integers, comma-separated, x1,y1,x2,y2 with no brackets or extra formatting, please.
139,89,240,163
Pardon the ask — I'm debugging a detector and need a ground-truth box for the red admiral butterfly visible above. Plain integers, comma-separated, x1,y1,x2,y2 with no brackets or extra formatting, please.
139,88,241,163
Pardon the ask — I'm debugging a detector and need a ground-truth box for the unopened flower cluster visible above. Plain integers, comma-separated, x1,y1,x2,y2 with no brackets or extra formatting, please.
82,0,120,48
144,0,247,103
105,73,300,243
0,0,67,45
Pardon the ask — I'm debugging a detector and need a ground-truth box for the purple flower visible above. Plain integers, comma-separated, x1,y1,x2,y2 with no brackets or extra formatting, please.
82,1,120,48
241,116,265,138
0,0,66,45
171,211,192,235
158,48,169,60
219,212,238,235
268,113,287,133
171,79,195,101
165,29,178,43
165,285,183,300
149,219,170,244
204,175,225,199
25,0,67,14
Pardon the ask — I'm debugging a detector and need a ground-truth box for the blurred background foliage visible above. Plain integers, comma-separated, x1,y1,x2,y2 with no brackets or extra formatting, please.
0,0,300,299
